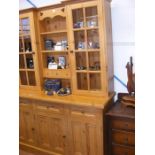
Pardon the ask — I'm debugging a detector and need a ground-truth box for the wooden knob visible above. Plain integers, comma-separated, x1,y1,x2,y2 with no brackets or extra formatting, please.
62,135,66,138
40,12,43,16
124,138,128,144
125,123,128,127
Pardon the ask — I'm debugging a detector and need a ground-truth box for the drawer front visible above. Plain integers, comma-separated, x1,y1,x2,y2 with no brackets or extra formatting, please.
111,119,135,131
43,69,70,79
112,130,135,146
20,101,33,110
112,145,135,155
35,103,64,115
70,107,97,122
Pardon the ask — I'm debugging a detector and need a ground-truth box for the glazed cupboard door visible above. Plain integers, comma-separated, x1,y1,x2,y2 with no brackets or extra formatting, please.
35,104,69,155
19,103,36,146
67,1,107,96
19,12,40,90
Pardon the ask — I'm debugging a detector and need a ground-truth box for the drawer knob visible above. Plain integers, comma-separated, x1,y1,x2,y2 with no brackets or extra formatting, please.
124,152,128,155
62,135,66,138
124,138,128,144
125,123,129,127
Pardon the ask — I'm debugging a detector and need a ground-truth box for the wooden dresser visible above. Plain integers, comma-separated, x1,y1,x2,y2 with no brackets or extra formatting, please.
19,0,114,154
106,97,135,155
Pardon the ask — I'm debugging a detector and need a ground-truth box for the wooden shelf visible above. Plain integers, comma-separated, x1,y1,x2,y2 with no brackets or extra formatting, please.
88,70,101,73
86,15,98,18
73,26,98,31
76,70,101,73
42,50,68,53
74,49,100,52
40,30,67,35
19,52,35,55
19,69,35,71
19,33,31,37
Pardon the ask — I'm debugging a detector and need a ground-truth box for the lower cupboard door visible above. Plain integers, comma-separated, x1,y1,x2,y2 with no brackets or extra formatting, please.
36,114,68,155
49,117,67,155
71,121,101,155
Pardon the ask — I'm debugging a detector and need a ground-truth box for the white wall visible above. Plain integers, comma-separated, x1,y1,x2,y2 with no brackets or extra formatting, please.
111,0,135,94
19,0,135,94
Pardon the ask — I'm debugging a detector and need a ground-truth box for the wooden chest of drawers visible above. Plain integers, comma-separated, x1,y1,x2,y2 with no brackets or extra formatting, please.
106,99,135,155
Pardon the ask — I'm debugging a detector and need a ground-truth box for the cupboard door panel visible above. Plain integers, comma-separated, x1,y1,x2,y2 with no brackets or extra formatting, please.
19,109,26,141
36,109,68,155
49,117,66,154
71,122,87,155
23,110,35,145
70,121,100,155
36,115,51,149
19,106,36,145
86,124,98,155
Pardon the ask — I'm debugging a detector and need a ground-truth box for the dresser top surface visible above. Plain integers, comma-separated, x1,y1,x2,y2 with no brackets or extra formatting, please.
19,90,114,109
106,101,135,119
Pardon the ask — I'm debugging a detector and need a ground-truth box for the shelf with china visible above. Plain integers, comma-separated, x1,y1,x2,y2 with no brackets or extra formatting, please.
38,7,71,89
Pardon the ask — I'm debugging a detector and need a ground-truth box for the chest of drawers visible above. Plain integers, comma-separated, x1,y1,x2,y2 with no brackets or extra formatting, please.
106,98,135,155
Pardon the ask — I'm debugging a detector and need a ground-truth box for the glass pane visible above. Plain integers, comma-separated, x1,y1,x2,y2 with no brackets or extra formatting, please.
20,71,28,85
89,73,101,90
26,54,34,69
19,55,25,69
75,52,87,70
74,31,85,49
72,9,84,28
87,29,99,49
88,52,100,70
19,38,24,52
28,71,36,86
21,18,30,34
23,36,32,52
77,73,88,90
86,6,98,28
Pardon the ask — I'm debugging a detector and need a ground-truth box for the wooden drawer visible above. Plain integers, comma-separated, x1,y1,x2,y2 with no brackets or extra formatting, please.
70,107,97,122
112,144,135,155
111,119,135,131
35,103,64,115
20,101,33,110
112,130,135,146
43,69,70,79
